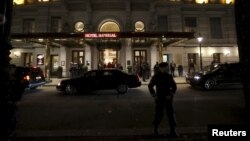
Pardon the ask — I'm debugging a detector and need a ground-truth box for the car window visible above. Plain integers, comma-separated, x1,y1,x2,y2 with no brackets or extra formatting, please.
203,64,220,72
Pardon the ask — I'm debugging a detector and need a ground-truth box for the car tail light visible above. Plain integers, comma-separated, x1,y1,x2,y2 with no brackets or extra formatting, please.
23,75,30,81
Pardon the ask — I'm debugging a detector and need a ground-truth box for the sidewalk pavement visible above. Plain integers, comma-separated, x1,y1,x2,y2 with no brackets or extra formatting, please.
44,76,187,87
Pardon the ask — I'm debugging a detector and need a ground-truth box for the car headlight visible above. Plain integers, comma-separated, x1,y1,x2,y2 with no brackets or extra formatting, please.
57,82,61,86
194,75,201,80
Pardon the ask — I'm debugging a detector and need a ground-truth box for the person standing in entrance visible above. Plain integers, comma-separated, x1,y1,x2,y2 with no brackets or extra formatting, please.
170,61,176,77
148,62,178,138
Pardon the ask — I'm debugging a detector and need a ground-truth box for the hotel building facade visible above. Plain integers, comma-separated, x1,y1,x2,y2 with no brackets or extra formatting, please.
10,0,238,77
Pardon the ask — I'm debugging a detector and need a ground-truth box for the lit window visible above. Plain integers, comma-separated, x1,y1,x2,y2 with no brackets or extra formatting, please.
135,21,145,32
225,0,234,4
184,17,197,32
99,21,120,32
195,0,208,4
13,0,25,5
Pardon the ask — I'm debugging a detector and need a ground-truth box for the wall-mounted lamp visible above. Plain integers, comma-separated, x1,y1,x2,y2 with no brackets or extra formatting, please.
14,51,20,57
197,33,203,71
224,50,231,56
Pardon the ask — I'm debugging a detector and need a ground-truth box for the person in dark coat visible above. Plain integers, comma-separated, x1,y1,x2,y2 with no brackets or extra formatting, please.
170,61,176,77
148,62,178,138
7,65,26,140
154,62,159,75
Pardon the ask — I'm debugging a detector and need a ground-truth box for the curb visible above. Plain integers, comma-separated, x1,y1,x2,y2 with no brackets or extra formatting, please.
43,82,187,87
43,77,187,87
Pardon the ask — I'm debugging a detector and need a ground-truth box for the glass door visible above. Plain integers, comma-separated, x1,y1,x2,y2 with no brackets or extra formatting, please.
99,49,118,68
50,55,59,77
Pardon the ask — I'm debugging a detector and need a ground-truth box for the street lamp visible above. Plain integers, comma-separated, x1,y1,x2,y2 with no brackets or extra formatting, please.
197,34,203,71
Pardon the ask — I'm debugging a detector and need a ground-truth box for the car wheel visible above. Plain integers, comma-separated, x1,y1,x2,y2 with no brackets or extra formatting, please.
203,79,215,90
65,84,77,95
117,84,128,94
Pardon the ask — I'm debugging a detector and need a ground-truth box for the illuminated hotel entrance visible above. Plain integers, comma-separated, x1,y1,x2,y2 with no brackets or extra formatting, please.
99,49,119,68
98,20,121,68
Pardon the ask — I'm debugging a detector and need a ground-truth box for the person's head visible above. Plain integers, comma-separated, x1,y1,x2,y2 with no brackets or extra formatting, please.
158,62,168,73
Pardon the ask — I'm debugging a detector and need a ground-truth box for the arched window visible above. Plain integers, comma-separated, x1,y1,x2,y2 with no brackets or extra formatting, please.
99,21,120,32
135,21,145,32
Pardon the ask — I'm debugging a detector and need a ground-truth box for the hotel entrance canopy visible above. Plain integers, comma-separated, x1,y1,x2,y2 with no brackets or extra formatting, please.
12,31,195,48
12,32,194,39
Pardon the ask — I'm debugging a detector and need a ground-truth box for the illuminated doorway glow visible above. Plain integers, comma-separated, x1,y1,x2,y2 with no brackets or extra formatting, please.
98,20,120,68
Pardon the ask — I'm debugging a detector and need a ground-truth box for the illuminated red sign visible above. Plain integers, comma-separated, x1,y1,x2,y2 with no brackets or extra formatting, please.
85,33,117,38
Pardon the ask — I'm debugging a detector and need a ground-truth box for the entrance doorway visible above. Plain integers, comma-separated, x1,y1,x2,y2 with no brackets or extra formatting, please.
50,55,59,77
134,50,147,65
99,49,118,68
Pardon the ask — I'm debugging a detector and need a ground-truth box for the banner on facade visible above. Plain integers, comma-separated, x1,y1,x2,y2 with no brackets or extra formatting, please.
84,33,117,38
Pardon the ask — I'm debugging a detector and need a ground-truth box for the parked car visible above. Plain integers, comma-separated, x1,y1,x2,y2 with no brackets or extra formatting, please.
185,62,243,90
56,69,142,95
15,66,46,89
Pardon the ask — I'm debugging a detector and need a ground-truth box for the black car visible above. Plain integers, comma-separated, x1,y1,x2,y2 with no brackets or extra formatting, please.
185,62,242,90
15,66,46,89
56,69,142,95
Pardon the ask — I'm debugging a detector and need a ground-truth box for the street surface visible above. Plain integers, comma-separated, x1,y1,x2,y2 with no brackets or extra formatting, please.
15,84,246,140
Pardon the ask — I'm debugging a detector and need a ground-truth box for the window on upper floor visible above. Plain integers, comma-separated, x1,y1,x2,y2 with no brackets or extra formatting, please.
14,0,60,5
157,15,168,32
72,50,85,65
135,21,145,32
23,18,35,33
184,17,197,32
224,0,234,4
213,53,222,63
210,17,223,39
195,0,208,4
51,16,62,33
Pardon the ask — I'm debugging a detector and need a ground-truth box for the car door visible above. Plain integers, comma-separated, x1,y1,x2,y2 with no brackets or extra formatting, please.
99,70,118,89
214,65,231,84
84,70,100,90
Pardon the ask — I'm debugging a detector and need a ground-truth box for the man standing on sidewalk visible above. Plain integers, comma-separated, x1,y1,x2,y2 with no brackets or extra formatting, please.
148,62,178,138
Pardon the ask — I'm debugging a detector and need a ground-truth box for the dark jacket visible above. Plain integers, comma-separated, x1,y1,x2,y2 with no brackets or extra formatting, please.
148,72,177,98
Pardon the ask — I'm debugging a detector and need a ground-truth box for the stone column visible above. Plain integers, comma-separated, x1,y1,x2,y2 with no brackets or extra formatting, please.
150,42,158,76
59,46,67,77
125,38,132,72
85,45,91,70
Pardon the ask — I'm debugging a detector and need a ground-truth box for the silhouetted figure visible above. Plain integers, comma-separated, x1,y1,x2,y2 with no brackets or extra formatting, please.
141,62,148,82
170,61,176,77
154,62,159,75
177,65,183,77
7,65,26,140
148,62,178,138
188,61,195,74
